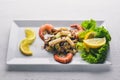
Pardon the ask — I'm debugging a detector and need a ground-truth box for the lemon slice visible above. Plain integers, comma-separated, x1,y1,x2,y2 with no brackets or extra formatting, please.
19,28,36,56
83,37,106,48
20,39,32,56
25,28,36,41
84,31,96,40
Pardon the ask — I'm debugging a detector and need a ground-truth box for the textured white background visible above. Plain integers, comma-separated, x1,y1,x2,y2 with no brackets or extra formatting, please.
0,0,120,80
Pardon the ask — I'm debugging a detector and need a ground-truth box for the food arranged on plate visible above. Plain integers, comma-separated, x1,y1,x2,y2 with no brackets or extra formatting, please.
19,19,111,64
19,28,36,56
39,24,83,63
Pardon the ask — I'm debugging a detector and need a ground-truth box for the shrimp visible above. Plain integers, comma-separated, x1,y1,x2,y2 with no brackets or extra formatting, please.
54,53,73,64
71,24,84,31
39,24,54,41
70,24,84,38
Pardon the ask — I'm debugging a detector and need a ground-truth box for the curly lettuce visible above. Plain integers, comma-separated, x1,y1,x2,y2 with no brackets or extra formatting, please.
81,19,96,30
79,43,109,63
76,19,111,64
95,26,111,43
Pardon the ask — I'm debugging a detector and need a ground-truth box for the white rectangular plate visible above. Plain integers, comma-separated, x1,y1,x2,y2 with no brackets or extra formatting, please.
7,20,111,66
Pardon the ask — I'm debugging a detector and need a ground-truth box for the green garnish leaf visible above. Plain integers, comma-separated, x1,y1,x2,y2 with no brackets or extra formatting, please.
76,19,111,64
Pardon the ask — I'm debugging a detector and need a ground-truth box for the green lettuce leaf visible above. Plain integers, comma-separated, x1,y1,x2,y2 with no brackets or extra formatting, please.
80,43,109,63
94,26,111,42
81,19,96,30
76,19,111,64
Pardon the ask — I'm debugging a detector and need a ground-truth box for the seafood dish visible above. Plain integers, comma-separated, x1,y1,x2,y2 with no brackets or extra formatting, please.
19,19,111,64
39,24,83,63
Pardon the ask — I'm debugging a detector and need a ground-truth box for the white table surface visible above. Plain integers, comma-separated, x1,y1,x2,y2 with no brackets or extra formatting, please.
0,0,120,80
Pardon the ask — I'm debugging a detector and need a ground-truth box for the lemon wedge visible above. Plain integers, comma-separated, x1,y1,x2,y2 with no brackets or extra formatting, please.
20,39,32,56
25,28,36,41
83,37,106,48
84,31,96,40
19,28,36,56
